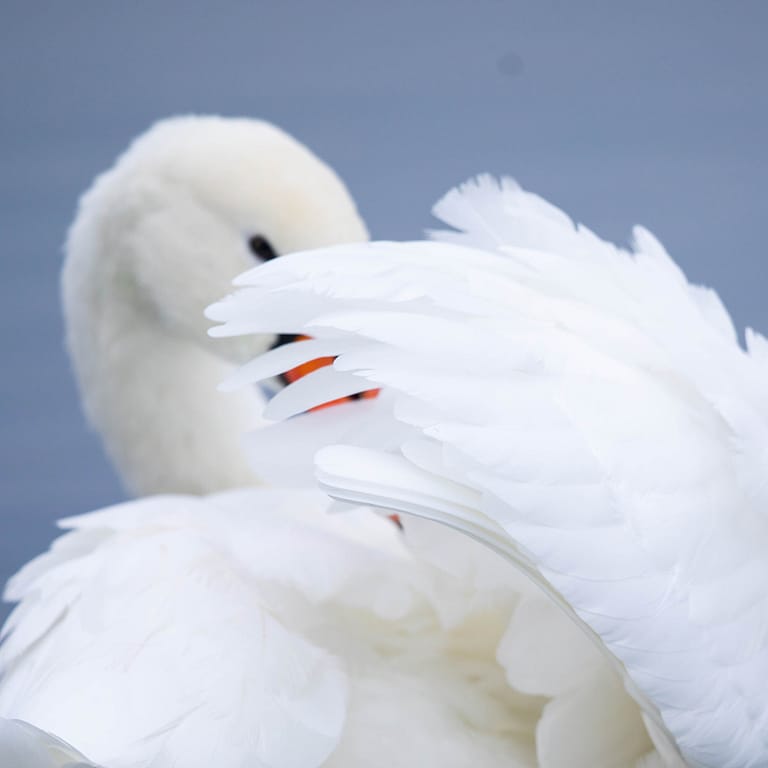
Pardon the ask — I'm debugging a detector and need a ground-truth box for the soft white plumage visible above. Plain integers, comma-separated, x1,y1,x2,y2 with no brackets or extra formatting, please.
1,117,385,765
210,176,768,767
0,718,100,767
63,114,368,496
2,125,612,768
2,488,546,767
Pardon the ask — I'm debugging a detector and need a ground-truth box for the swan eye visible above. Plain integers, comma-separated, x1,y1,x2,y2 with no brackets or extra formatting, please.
248,235,278,262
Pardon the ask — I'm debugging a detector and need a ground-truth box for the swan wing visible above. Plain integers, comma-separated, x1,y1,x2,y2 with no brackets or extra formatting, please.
209,183,768,768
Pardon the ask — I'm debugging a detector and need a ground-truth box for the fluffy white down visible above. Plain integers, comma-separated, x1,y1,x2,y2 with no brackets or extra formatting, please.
0,485,660,768
0,718,100,767
210,176,768,767
62,115,368,496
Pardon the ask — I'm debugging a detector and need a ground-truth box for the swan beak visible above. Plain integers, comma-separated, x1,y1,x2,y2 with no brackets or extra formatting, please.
273,334,380,411
269,335,396,527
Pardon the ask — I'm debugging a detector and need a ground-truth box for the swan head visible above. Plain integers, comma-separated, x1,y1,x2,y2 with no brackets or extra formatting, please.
65,115,368,364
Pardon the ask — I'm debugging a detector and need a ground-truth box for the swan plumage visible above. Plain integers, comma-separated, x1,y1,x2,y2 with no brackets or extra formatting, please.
3,485,661,767
62,115,368,496
2,125,613,768
210,176,768,767
4,488,526,768
0,718,100,767
1,118,385,765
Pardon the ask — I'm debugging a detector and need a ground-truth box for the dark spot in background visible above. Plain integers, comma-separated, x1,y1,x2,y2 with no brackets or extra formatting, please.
497,51,525,78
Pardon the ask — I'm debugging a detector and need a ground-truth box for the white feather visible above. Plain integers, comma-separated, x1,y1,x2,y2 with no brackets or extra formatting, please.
212,177,768,767
1,488,560,768
0,718,100,767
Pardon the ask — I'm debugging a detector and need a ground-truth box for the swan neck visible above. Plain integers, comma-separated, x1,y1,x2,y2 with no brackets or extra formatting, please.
63,254,265,496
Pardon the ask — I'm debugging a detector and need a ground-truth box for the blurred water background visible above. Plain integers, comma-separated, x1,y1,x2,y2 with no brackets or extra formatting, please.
1,1,766,621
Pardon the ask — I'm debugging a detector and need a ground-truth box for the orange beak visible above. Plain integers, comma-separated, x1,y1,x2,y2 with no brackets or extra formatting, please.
281,335,380,412
280,336,399,528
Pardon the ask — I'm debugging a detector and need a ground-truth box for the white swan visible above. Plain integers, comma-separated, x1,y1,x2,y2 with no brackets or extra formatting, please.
2,125,598,767
210,176,768,768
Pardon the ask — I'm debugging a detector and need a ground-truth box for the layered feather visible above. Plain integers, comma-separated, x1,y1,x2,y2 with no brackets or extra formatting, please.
208,177,768,767
0,488,556,768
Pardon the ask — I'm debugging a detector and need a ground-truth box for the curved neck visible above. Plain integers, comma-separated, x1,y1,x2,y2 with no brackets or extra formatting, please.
63,252,265,497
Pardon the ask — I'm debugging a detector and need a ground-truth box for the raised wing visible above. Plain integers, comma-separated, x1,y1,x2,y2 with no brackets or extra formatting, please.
208,179,768,768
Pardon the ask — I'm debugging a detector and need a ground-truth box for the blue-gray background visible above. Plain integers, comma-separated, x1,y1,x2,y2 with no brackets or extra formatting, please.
1,1,766,621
